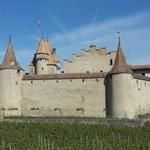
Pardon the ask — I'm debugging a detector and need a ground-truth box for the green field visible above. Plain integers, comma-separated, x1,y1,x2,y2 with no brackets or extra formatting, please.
0,122,149,150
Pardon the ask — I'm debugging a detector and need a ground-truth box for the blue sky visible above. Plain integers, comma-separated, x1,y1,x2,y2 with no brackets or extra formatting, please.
0,0,150,71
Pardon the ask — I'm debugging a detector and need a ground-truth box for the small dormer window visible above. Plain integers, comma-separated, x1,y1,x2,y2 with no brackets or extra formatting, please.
10,60,14,66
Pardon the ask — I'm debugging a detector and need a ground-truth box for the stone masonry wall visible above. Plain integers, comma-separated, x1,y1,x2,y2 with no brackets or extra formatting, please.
0,69,23,117
109,74,150,119
21,75,106,118
132,75,150,116
64,46,116,73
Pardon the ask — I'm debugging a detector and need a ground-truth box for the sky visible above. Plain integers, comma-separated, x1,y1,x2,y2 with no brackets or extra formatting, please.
0,0,150,71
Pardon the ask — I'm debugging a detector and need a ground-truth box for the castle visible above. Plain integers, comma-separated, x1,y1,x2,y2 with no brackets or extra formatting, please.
0,35,150,119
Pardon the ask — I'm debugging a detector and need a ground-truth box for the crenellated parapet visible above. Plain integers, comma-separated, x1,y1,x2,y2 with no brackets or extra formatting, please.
64,44,116,73
35,53,49,61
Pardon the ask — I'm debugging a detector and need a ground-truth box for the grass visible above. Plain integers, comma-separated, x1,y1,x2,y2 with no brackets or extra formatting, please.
0,122,149,150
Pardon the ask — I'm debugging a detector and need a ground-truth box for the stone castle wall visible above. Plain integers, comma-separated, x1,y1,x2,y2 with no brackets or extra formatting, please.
21,73,106,118
132,75,150,116
0,69,23,117
108,74,150,119
1,71,149,119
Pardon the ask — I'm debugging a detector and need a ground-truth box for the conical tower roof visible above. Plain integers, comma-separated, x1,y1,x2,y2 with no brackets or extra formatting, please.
36,38,59,66
0,36,21,70
110,37,133,74
37,38,53,54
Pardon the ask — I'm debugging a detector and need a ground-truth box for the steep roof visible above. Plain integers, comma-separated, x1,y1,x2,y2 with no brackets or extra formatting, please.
0,36,21,70
130,64,150,70
23,72,107,80
37,39,52,54
110,38,133,74
36,38,59,66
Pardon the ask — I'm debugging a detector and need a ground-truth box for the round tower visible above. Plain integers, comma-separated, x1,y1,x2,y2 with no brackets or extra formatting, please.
108,37,135,119
33,38,60,75
0,36,23,117
35,53,49,74
35,39,49,74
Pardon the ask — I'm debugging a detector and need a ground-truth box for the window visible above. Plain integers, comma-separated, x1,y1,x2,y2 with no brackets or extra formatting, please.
42,67,44,70
8,108,18,110
110,59,113,65
31,107,39,110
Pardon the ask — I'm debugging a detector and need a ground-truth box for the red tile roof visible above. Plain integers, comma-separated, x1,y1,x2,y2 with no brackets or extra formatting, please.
23,72,107,80
130,65,150,70
36,39,59,65
0,40,21,70
110,38,133,74
133,74,150,81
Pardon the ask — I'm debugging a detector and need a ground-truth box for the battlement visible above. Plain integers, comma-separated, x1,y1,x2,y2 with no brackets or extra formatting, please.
64,44,116,73
64,45,115,63
35,53,49,60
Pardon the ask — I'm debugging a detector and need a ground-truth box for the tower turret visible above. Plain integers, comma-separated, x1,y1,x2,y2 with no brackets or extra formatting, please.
108,37,134,118
110,37,133,74
35,38,49,74
29,37,60,75
0,36,23,117
0,35,21,70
